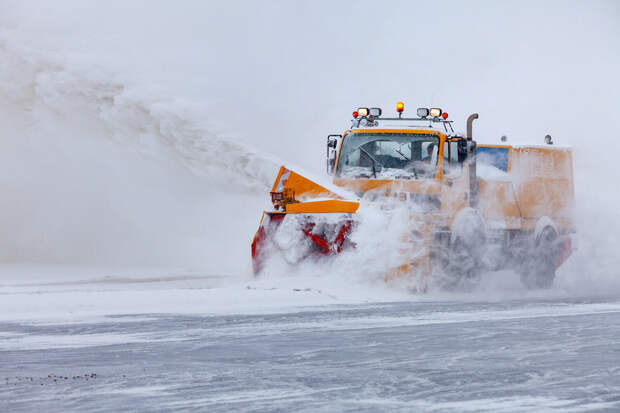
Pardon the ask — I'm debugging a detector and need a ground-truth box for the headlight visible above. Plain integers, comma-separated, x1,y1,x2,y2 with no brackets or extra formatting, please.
369,107,382,117
417,107,429,117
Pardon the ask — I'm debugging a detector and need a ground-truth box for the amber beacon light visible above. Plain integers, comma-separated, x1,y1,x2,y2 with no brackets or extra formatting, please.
396,101,404,118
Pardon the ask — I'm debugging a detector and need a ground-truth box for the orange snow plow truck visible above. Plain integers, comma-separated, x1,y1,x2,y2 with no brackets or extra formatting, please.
251,104,575,289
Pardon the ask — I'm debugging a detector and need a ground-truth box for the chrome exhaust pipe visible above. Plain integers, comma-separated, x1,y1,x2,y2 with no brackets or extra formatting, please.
467,113,478,141
466,113,479,207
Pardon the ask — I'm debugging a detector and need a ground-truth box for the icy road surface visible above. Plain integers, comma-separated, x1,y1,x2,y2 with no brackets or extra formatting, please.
2,294,620,411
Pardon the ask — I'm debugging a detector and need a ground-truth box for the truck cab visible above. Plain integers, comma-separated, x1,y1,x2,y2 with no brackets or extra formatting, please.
327,107,477,223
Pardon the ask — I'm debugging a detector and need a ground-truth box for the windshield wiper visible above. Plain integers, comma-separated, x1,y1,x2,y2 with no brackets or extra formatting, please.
359,147,383,178
394,149,420,179
395,148,410,161
399,160,420,179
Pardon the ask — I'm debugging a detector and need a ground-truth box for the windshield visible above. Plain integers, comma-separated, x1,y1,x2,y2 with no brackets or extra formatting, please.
336,133,440,180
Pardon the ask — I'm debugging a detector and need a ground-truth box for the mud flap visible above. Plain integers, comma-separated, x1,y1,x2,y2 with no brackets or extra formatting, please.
251,213,285,274
555,236,574,269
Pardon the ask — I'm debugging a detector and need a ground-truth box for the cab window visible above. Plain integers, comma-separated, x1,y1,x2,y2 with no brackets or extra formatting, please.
336,133,439,180
443,141,462,177
477,146,509,172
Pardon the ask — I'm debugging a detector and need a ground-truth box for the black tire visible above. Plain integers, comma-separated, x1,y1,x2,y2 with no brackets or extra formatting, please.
520,227,557,289
433,236,483,291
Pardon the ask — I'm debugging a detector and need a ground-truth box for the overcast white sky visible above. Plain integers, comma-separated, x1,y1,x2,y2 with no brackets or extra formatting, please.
2,1,618,169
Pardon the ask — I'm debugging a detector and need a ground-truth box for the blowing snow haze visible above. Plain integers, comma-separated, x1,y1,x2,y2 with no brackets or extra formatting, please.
0,1,619,286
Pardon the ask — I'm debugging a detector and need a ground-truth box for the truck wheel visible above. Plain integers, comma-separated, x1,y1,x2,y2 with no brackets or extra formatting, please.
432,236,483,291
435,209,486,291
520,226,557,289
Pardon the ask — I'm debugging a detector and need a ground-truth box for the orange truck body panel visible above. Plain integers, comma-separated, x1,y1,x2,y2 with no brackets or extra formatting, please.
477,145,575,231
285,200,359,214
271,166,341,200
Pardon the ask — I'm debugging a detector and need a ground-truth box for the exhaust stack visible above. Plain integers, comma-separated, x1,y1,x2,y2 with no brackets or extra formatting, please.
467,113,478,140
466,114,479,207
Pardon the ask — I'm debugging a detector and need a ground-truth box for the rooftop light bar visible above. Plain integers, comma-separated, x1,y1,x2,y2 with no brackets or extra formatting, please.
350,103,454,133
350,104,451,125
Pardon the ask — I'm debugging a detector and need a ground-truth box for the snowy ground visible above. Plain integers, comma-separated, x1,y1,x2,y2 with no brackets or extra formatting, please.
2,267,620,412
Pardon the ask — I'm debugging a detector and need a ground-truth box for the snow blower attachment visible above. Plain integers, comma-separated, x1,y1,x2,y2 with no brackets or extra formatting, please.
251,167,359,274
252,104,576,289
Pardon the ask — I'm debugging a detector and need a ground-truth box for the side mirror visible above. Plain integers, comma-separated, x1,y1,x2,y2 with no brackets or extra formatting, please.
326,134,341,174
457,139,468,163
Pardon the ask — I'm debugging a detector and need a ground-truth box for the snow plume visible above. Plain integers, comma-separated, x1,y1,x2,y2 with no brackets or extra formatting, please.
0,42,277,191
0,40,275,270
258,198,435,295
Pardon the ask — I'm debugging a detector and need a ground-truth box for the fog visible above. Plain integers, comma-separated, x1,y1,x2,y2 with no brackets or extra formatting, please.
0,1,619,288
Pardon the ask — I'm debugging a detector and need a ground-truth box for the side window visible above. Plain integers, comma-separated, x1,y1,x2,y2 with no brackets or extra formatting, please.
450,141,459,164
443,141,463,176
443,141,450,175
477,147,509,172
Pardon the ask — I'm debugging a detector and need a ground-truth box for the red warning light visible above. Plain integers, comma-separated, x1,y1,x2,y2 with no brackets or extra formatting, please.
442,112,448,119
396,102,404,113
352,111,359,118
